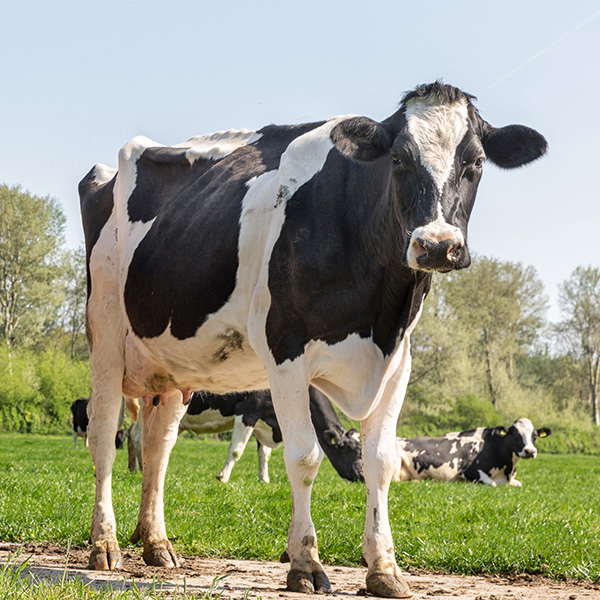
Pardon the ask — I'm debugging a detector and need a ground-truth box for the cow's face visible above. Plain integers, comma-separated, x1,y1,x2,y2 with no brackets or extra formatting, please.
504,418,551,459
391,83,547,273
323,428,364,482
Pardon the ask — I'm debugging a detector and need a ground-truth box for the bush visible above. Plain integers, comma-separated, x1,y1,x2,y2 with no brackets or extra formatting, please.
0,346,90,434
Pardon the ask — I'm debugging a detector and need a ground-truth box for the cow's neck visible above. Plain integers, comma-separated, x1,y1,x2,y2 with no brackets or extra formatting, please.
365,180,432,355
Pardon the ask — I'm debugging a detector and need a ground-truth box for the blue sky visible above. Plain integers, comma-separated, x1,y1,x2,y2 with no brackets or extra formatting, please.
2,0,599,321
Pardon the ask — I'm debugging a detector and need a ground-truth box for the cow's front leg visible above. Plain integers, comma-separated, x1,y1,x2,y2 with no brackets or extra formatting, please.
269,378,330,594
361,347,413,598
130,391,188,567
217,415,255,482
87,383,125,570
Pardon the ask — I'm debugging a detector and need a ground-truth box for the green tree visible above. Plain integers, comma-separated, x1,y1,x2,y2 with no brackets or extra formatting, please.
441,256,547,408
0,184,66,351
556,266,600,426
57,245,88,359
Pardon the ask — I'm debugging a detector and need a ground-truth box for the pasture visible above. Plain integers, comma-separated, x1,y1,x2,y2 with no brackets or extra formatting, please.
0,432,598,582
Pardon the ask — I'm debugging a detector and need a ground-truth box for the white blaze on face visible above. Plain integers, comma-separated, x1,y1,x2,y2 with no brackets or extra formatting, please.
405,96,469,193
404,97,469,271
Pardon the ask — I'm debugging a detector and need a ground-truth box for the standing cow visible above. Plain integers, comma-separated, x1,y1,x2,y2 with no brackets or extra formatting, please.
394,418,551,486
80,82,546,597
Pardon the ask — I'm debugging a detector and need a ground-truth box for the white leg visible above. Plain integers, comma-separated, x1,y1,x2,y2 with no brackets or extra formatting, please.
73,431,78,447
360,339,413,599
130,390,188,567
217,415,254,482
87,376,125,570
269,373,330,594
257,442,272,483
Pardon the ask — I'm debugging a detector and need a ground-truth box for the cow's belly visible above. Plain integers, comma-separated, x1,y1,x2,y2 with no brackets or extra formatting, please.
252,419,280,448
121,320,269,398
179,409,235,434
420,459,462,481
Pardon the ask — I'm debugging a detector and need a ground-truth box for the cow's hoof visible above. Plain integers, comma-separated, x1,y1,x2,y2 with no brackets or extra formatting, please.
89,543,122,570
366,572,412,598
142,543,180,568
287,568,331,594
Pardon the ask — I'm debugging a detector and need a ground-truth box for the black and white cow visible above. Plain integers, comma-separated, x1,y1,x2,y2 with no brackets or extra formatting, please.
71,397,91,447
183,387,363,482
128,387,364,483
394,418,551,486
80,82,546,597
71,397,126,449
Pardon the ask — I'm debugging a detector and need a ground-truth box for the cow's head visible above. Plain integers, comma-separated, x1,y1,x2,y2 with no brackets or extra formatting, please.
330,83,546,273
322,428,364,482
391,82,547,272
497,418,551,459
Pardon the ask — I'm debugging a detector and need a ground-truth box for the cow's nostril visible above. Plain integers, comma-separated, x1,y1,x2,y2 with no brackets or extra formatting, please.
446,244,461,262
413,237,428,259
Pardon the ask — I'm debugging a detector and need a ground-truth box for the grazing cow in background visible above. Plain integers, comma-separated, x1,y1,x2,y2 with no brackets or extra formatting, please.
127,387,364,483
71,398,91,447
71,397,126,449
80,81,546,597
394,418,551,486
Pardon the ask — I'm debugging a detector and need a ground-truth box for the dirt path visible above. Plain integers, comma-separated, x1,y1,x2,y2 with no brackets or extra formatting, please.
1,542,598,600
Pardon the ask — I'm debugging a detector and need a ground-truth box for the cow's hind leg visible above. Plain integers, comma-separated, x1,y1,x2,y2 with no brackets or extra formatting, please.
87,381,125,570
269,376,330,594
130,391,188,567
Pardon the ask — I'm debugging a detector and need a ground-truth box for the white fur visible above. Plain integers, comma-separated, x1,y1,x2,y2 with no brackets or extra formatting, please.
405,97,469,192
176,129,262,164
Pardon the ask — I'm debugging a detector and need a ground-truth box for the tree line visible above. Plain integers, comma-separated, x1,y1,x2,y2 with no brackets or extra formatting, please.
1,184,599,452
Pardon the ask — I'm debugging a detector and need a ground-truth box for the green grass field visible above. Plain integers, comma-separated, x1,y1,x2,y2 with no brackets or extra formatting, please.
0,432,599,582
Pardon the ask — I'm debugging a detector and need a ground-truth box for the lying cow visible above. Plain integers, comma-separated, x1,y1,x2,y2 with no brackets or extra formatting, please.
71,397,126,449
127,387,364,483
394,418,551,486
80,81,546,596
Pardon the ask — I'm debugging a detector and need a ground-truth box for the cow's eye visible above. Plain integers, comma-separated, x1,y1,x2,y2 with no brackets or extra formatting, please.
474,156,485,168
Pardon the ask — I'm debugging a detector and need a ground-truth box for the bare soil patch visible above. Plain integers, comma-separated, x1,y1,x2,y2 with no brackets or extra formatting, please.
1,542,598,600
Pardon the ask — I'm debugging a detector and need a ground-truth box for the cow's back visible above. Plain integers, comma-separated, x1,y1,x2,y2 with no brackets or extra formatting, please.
80,124,325,398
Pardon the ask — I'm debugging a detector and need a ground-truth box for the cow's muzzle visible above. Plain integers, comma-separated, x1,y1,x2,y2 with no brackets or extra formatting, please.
407,230,465,272
519,448,537,459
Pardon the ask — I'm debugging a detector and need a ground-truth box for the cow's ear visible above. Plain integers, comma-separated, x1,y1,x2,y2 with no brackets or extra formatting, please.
331,117,393,162
493,426,508,436
479,119,547,169
537,427,551,438
324,429,340,446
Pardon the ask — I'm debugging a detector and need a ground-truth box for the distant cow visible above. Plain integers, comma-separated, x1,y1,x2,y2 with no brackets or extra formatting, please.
394,418,551,486
71,397,126,449
128,388,364,483
81,81,546,596
71,398,91,447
